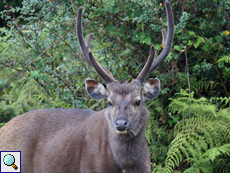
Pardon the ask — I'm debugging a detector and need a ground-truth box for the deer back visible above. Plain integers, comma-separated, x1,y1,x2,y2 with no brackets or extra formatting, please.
0,108,150,172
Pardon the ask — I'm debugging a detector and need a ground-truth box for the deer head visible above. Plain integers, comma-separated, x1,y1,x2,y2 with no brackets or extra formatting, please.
76,1,174,138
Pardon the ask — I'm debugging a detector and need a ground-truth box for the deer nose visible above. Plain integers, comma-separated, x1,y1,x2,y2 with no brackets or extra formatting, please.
115,116,130,131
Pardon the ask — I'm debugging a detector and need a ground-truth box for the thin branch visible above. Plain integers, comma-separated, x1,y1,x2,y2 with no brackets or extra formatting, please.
33,78,49,95
70,0,76,16
0,62,22,72
25,59,37,68
96,38,111,60
39,16,100,57
39,27,75,57
165,52,181,73
83,16,100,26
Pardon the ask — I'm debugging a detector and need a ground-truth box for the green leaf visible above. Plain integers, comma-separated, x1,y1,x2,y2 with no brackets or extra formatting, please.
155,44,160,50
121,71,127,79
194,36,205,48
132,34,138,42
138,32,145,39
202,44,209,51
215,36,222,43
107,24,117,32
107,0,115,6
174,45,181,51
121,49,131,56
143,36,151,45
181,32,190,39
98,56,106,61
112,6,119,14
188,31,196,36
188,40,193,46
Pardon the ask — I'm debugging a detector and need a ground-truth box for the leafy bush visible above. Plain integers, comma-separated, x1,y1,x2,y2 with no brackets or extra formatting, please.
0,0,230,171
0,0,229,113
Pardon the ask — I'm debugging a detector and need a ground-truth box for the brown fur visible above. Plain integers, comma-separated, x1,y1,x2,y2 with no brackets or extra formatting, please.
0,81,151,173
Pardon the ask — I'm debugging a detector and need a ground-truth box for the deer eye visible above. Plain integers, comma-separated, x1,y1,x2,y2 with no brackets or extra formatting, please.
134,100,141,107
108,101,113,107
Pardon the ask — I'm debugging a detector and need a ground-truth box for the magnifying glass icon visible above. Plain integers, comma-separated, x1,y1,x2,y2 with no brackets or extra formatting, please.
3,154,18,170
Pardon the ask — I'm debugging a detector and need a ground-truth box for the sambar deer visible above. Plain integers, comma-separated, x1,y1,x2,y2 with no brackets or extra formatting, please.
0,1,174,172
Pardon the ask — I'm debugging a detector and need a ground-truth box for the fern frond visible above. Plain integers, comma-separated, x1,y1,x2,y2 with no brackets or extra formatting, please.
4,77,50,115
203,144,230,162
217,54,230,63
213,158,230,173
163,89,230,173
0,40,29,64
218,108,230,120
211,97,230,108
191,81,218,93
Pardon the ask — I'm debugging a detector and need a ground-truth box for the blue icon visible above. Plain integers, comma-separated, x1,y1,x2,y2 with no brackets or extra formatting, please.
3,154,18,170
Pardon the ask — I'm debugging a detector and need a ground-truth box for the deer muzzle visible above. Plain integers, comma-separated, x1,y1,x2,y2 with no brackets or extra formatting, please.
114,116,130,134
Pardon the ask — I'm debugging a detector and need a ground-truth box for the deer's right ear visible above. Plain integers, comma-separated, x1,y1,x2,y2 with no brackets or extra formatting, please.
85,79,109,100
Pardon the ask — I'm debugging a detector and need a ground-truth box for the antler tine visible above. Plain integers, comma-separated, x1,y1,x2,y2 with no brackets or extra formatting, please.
161,29,167,47
85,33,94,49
136,45,155,84
76,7,115,83
89,52,115,84
150,0,174,72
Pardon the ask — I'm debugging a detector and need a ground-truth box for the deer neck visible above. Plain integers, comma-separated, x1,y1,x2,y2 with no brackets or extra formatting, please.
107,117,147,170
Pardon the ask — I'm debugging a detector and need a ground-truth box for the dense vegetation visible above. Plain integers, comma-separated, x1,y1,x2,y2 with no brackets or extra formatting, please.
0,0,230,172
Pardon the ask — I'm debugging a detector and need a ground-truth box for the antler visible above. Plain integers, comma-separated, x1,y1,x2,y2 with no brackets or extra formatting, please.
136,45,155,84
150,1,174,72
136,1,174,84
76,7,115,84
77,0,173,84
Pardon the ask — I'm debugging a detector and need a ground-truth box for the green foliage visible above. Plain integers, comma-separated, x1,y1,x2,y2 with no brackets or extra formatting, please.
0,0,229,115
162,90,230,173
145,98,173,165
210,96,230,108
0,101,15,123
0,0,230,171
217,54,230,78
218,54,230,64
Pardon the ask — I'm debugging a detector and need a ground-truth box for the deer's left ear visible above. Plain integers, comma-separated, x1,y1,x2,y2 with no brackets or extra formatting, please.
85,79,109,100
143,78,160,100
